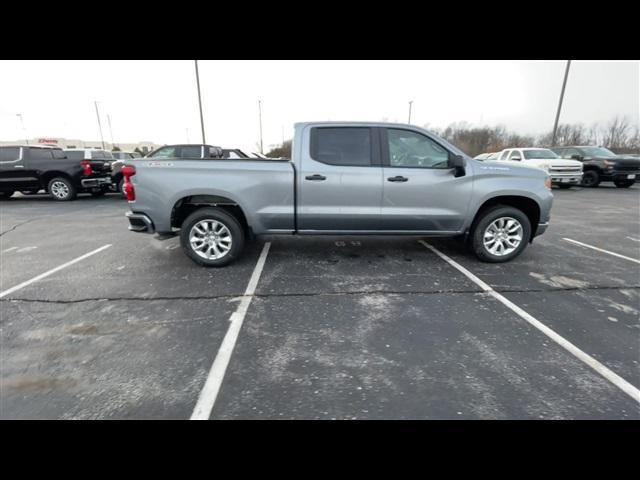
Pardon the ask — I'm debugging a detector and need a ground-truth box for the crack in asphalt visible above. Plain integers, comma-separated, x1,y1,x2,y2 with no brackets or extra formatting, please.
0,218,37,237
2,284,639,304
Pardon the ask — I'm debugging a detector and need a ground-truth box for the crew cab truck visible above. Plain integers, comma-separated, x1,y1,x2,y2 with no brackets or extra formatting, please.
493,148,583,188
551,146,640,188
0,145,112,201
124,122,553,266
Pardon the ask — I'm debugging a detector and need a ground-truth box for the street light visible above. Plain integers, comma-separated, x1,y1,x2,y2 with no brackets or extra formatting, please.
408,101,413,124
551,60,572,147
16,114,28,144
94,101,106,150
195,60,206,144
258,100,264,154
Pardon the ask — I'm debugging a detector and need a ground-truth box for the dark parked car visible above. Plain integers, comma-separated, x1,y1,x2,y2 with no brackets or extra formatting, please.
0,145,112,201
551,146,640,188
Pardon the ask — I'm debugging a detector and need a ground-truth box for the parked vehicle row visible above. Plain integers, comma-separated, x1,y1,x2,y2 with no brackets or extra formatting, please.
476,145,640,189
124,122,553,267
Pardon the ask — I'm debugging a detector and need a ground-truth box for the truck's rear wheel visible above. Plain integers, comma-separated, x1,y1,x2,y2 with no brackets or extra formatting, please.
470,206,531,263
48,177,77,201
180,207,245,267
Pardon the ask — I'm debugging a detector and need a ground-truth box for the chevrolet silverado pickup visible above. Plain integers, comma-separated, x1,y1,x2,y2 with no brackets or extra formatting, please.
551,146,640,188
0,145,112,201
494,148,583,188
124,122,553,266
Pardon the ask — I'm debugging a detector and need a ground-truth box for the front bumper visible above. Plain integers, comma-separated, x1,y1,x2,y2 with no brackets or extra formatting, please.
81,176,112,188
549,172,582,184
126,211,155,233
612,171,639,181
535,221,549,237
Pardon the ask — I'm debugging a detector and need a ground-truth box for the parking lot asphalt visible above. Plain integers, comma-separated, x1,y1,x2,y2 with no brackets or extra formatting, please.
1,185,639,419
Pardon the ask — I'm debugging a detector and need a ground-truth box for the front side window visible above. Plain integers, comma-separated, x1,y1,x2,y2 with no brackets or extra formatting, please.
0,147,20,162
181,146,202,158
561,148,580,159
387,129,449,168
153,146,179,158
310,127,371,166
499,150,510,160
508,150,522,161
29,148,53,160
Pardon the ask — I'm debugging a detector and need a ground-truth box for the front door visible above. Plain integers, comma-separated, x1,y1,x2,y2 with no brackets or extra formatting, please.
297,126,384,231
379,128,473,232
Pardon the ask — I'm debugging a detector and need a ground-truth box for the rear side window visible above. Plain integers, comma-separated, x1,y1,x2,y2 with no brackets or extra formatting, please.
65,151,84,160
310,127,371,166
0,147,20,161
29,148,53,160
181,146,202,158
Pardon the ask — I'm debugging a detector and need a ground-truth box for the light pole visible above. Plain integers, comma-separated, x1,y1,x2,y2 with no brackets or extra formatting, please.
258,100,264,154
195,60,206,144
551,60,571,147
107,114,115,148
16,114,28,144
408,101,413,124
94,101,106,150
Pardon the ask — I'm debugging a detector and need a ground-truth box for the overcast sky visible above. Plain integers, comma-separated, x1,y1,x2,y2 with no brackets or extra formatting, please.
0,60,637,151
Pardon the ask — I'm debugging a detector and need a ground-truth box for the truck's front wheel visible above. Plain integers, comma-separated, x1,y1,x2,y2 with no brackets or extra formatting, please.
470,206,531,263
180,207,245,267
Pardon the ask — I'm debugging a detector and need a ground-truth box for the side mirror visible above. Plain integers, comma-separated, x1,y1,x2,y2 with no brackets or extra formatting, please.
449,154,466,177
511,156,521,161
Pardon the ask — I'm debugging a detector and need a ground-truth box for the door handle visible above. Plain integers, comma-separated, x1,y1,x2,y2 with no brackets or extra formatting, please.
387,176,408,182
305,174,327,181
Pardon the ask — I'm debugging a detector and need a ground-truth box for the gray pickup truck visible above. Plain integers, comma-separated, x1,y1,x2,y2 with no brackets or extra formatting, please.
124,122,553,266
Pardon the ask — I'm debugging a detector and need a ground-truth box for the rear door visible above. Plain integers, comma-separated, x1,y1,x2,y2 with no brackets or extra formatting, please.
0,147,30,190
297,126,383,231
379,128,472,232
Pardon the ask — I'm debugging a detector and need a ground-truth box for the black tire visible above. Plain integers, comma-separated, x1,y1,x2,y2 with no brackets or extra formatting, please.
47,177,77,201
470,205,532,263
614,180,634,188
118,178,126,198
180,207,245,267
0,191,15,199
581,170,600,188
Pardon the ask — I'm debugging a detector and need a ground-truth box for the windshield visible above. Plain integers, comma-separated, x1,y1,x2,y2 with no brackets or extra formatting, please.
523,149,558,159
580,147,616,158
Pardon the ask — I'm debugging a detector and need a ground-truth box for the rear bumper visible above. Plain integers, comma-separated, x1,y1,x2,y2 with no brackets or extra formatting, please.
81,176,112,188
126,211,155,233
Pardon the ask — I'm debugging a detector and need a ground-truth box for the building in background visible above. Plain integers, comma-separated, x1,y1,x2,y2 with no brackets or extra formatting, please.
0,137,162,154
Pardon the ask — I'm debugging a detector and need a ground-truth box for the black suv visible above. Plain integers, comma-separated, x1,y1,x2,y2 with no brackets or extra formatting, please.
551,146,640,188
0,145,112,201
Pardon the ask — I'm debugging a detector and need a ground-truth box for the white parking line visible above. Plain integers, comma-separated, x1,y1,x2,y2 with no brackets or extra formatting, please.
1,247,18,253
419,240,640,405
625,236,640,243
190,242,271,420
563,238,640,265
0,244,112,299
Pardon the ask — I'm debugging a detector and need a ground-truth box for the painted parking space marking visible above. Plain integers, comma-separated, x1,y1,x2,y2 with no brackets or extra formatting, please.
0,244,112,299
563,238,640,265
190,242,271,420
1,247,19,253
419,240,640,405
626,236,640,243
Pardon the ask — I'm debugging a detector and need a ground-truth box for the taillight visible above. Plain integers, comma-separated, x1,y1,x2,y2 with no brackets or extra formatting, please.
122,165,136,201
81,159,93,176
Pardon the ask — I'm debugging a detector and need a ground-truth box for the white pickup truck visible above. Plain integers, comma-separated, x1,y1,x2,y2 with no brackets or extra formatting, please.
492,148,583,188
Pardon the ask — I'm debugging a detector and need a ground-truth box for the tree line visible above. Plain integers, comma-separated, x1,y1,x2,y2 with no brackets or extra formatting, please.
266,116,639,159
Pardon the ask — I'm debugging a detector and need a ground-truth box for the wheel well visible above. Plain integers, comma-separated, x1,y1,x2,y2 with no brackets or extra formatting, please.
471,196,541,240
41,171,74,189
171,195,250,235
